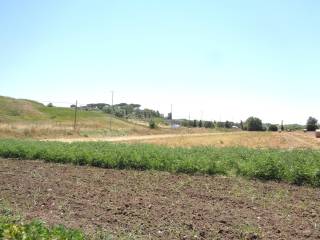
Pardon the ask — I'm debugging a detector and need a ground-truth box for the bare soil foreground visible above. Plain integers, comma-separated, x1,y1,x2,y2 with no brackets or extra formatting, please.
0,159,319,239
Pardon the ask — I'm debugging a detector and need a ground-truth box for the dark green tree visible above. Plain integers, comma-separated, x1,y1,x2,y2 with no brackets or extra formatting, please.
204,121,213,128
306,117,318,131
215,121,225,128
198,120,203,128
193,120,197,128
240,120,244,130
280,120,284,131
245,117,263,131
224,121,231,128
268,124,278,132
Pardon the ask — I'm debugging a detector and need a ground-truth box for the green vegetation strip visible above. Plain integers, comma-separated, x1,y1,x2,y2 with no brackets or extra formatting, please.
0,204,133,239
0,139,320,187
0,211,85,239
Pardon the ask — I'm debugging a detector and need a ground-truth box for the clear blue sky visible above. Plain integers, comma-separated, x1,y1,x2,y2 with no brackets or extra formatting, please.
1,0,319,124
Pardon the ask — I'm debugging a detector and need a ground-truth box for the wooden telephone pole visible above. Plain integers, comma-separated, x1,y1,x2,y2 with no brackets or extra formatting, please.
109,91,114,130
73,100,78,130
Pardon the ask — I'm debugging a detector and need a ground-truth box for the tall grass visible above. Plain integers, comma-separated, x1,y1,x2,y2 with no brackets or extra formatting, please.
0,139,319,186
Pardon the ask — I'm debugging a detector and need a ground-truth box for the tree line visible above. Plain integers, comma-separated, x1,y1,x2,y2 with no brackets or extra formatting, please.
176,116,319,132
71,103,319,131
74,103,162,120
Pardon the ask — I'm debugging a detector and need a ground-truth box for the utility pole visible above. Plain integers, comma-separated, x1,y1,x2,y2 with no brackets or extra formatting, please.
109,91,114,130
171,104,173,127
73,100,78,131
200,110,203,128
188,112,191,133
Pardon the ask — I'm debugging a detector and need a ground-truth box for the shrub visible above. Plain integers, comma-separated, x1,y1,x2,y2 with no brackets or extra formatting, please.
204,121,213,128
215,121,225,128
251,158,283,181
149,120,157,129
0,218,85,240
225,121,231,128
314,170,320,187
268,124,278,132
292,167,313,186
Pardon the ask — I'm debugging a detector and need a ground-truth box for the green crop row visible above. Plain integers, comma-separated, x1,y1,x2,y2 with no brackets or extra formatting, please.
0,213,85,240
0,139,320,186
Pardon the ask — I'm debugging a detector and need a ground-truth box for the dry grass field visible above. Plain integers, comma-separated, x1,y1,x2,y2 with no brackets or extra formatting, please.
0,122,223,140
0,121,149,139
51,131,320,149
128,131,320,149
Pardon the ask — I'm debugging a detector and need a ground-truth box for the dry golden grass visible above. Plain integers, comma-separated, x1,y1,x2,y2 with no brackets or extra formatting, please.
0,121,217,139
0,123,77,138
40,129,320,150
129,131,320,149
2,117,319,150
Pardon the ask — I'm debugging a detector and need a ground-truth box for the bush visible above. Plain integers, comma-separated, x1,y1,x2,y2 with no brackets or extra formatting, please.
251,158,283,181
292,167,313,186
0,218,85,240
215,122,225,128
268,124,278,132
149,120,157,129
245,117,263,131
225,121,231,128
204,121,213,128
46,103,53,107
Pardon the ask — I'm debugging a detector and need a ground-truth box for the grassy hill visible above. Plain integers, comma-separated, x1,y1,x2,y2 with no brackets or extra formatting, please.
0,96,44,122
0,96,109,124
0,96,215,139
0,96,151,138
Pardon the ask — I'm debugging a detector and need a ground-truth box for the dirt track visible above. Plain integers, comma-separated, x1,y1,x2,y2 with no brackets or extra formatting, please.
0,158,319,239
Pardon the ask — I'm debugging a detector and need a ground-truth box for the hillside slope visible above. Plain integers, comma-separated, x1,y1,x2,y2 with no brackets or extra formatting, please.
0,96,215,139
0,96,151,137
0,96,45,122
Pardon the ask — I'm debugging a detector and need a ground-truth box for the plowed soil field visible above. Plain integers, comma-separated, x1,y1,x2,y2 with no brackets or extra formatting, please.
0,158,319,239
